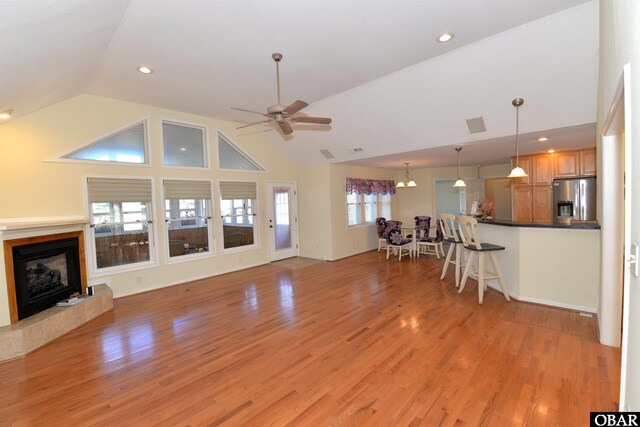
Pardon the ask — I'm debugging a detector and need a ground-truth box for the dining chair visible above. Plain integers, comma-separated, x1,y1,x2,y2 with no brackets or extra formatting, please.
416,218,444,258
457,215,510,304
384,220,412,260
375,217,387,251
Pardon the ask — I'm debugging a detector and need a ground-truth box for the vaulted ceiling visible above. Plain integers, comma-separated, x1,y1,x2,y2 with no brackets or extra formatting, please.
0,0,598,169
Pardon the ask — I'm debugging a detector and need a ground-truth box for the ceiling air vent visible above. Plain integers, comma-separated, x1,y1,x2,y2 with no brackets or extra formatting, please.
466,117,486,134
319,149,334,159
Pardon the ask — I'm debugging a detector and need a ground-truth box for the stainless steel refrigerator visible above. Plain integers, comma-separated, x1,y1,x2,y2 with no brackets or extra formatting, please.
552,177,597,225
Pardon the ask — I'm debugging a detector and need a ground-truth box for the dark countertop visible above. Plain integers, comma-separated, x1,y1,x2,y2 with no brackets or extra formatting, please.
476,219,600,229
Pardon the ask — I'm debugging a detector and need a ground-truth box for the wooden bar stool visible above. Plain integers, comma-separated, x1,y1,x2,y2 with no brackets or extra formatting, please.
439,213,464,287
457,215,510,304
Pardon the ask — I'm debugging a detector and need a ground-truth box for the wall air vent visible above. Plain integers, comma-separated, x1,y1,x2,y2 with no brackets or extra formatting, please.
352,147,363,153
319,149,334,159
466,117,486,134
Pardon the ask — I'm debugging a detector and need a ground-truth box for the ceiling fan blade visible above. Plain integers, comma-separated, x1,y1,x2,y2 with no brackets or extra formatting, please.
236,120,270,130
292,116,332,125
231,107,268,116
278,121,294,135
283,100,308,115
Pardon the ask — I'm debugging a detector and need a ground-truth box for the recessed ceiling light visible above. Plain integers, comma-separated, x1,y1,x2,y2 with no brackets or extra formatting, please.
0,109,13,119
437,33,454,43
547,149,556,153
538,137,549,142
137,66,153,74
180,147,186,151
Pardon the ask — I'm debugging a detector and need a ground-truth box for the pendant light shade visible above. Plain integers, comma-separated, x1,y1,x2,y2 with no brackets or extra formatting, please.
453,147,467,188
397,162,417,188
508,98,528,178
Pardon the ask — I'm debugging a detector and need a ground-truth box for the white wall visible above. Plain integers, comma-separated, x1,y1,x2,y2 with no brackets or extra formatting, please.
597,0,640,410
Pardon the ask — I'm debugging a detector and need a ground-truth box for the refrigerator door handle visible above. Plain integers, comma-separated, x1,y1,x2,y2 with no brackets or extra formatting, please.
579,180,586,220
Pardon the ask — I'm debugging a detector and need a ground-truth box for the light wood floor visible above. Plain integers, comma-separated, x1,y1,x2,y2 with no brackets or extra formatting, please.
0,251,620,426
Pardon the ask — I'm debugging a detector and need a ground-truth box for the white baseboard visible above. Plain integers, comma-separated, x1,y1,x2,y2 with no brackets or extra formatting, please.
484,282,598,313
111,261,269,299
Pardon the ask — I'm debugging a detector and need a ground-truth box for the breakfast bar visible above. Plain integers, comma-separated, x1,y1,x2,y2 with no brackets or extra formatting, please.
473,219,600,312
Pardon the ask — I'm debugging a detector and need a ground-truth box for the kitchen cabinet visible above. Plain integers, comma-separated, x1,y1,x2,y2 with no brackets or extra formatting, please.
532,154,554,185
532,186,553,224
554,151,580,178
512,187,533,222
580,148,597,176
511,156,532,186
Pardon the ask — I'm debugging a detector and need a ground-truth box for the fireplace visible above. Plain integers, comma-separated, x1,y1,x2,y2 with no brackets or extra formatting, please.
4,231,87,323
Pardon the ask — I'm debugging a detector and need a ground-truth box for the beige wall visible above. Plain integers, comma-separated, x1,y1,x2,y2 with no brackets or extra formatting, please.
0,94,299,325
298,164,332,259
394,163,511,224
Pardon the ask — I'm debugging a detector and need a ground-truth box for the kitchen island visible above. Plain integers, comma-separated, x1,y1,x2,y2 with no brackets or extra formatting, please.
473,219,600,312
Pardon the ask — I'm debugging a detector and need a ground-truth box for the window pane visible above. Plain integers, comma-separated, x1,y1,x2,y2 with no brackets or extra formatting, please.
221,198,256,249
218,134,263,170
65,123,146,164
163,122,206,168
167,199,210,258
90,201,151,269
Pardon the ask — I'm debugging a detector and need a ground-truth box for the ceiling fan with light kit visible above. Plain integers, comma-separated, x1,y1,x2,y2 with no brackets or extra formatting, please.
232,53,332,135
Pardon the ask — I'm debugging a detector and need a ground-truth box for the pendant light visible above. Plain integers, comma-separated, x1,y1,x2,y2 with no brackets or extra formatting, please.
453,147,467,188
507,98,528,178
396,162,417,188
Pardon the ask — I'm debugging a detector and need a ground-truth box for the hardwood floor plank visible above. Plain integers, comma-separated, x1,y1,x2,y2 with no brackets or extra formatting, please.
0,252,620,426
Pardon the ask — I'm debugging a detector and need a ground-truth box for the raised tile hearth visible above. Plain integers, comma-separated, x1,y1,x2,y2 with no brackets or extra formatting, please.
0,283,113,362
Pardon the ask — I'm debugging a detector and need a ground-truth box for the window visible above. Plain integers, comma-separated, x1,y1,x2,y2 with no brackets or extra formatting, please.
219,181,258,249
347,193,392,227
64,122,147,164
218,132,264,171
163,180,213,259
344,178,395,227
162,122,207,168
87,177,154,270
347,192,362,226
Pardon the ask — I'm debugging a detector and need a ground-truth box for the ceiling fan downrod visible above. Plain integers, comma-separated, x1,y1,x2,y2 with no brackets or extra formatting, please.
272,52,283,106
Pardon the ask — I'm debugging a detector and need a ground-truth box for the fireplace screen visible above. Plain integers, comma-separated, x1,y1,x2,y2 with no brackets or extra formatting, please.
25,254,68,300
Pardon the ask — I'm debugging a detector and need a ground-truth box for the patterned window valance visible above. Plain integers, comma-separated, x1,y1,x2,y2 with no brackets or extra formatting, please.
345,178,396,195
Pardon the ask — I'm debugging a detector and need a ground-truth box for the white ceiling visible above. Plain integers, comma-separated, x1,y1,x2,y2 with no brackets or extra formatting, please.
0,0,598,169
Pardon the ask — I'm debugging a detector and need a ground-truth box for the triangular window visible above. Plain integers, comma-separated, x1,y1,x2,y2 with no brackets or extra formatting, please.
63,121,147,164
217,132,264,171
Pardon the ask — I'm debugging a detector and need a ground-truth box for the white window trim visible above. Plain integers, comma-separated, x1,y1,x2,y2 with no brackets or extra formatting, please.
217,179,260,253
47,117,152,166
216,129,269,173
161,177,216,264
160,119,211,170
83,174,159,276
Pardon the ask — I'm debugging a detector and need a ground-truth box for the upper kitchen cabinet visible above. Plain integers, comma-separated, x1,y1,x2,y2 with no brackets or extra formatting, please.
511,156,532,186
580,148,597,176
532,154,554,186
554,151,580,178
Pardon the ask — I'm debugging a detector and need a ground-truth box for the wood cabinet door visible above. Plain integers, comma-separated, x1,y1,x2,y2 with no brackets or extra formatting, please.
512,187,532,223
580,148,597,176
554,151,580,178
532,154,553,186
532,186,553,224
511,156,532,186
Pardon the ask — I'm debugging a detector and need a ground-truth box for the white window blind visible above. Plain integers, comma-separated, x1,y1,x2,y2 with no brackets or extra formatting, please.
87,177,152,203
219,182,257,200
163,180,212,200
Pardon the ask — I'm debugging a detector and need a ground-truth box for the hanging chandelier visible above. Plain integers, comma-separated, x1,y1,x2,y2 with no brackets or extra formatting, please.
396,162,417,188
507,98,528,178
453,147,467,188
